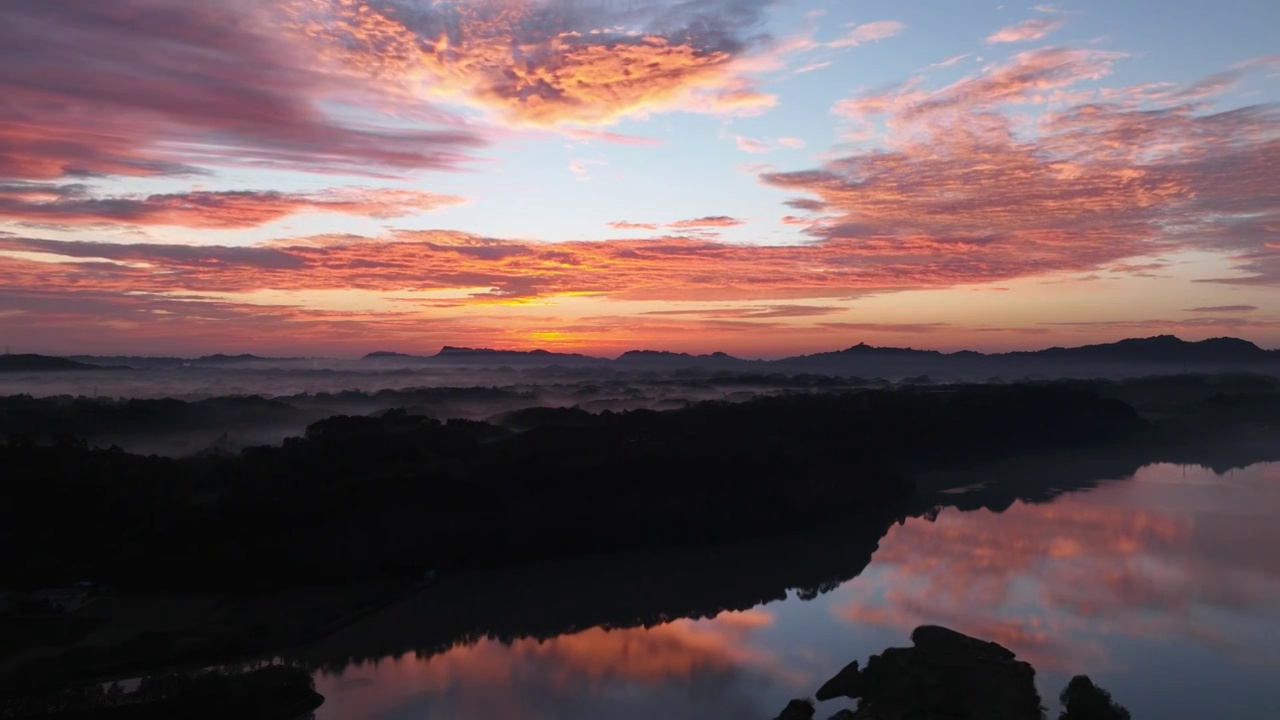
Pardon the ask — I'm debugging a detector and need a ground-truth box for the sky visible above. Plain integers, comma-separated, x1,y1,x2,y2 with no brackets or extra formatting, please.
0,0,1277,358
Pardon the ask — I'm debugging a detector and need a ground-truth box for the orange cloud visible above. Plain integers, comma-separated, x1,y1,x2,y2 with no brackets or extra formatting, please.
301,0,780,127
0,185,464,228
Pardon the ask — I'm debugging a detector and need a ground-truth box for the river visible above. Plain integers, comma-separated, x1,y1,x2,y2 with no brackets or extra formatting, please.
309,459,1280,719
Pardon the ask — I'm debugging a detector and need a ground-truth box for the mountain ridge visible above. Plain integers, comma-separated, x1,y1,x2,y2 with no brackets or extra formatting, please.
9,335,1277,374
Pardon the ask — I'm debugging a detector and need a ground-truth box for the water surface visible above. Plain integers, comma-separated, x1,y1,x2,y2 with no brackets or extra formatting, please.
313,460,1280,719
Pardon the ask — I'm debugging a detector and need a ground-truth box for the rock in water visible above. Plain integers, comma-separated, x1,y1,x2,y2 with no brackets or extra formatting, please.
815,660,861,701
910,625,1017,660
775,698,816,720
819,624,1042,719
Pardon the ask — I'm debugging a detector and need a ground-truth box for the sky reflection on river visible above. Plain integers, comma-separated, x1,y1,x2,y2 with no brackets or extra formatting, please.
315,461,1280,719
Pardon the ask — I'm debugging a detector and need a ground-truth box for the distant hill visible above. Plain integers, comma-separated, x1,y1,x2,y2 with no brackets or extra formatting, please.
435,346,604,363
37,335,1280,378
771,335,1280,379
1020,335,1271,363
68,354,310,368
363,346,608,367
0,354,102,372
398,335,1279,378
781,343,946,365
614,350,753,370
70,355,187,368
362,347,752,370
195,353,271,364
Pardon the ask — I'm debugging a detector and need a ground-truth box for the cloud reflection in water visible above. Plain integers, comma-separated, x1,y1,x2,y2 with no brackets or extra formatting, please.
314,461,1280,719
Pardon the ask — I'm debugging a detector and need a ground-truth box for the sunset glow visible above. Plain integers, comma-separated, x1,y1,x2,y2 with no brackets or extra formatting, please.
2,0,1278,356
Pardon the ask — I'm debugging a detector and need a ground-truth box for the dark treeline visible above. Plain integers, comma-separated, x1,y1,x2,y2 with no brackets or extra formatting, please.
0,383,1148,594
5,372,1275,451
0,375,865,453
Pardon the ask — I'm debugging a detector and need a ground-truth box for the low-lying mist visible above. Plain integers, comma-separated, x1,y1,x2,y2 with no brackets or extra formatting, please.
4,358,1278,458
0,368,869,457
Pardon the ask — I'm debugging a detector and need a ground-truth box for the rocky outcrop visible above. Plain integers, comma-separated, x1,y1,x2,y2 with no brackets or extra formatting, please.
813,625,1043,720
1058,675,1131,720
815,660,861,701
774,698,816,720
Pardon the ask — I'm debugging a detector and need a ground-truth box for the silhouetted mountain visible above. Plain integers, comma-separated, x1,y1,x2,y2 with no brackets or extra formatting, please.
69,355,187,368
30,335,1277,378
772,335,1280,378
349,335,1279,377
194,353,269,364
785,335,1272,365
614,350,753,370
361,346,608,367
1023,335,1270,362
433,346,606,365
779,343,944,367
67,354,309,369
0,354,101,372
842,343,945,357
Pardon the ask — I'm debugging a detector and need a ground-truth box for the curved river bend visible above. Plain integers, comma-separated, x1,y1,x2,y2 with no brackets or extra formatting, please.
311,460,1280,720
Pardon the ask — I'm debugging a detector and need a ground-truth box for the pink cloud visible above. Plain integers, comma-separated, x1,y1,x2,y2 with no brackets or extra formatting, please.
794,61,833,74
734,136,772,154
562,129,664,148
768,49,1280,287
608,221,660,231
0,1,483,182
0,185,464,228
985,18,1065,44
829,21,906,49
668,216,746,229
734,136,807,153
924,53,972,71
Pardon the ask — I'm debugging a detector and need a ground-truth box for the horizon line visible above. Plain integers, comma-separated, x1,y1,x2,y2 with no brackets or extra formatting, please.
12,333,1278,363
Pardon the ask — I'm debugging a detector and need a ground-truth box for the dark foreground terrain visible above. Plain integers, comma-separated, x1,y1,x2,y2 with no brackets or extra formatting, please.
0,665,321,720
1,375,1278,711
0,382,1154,593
